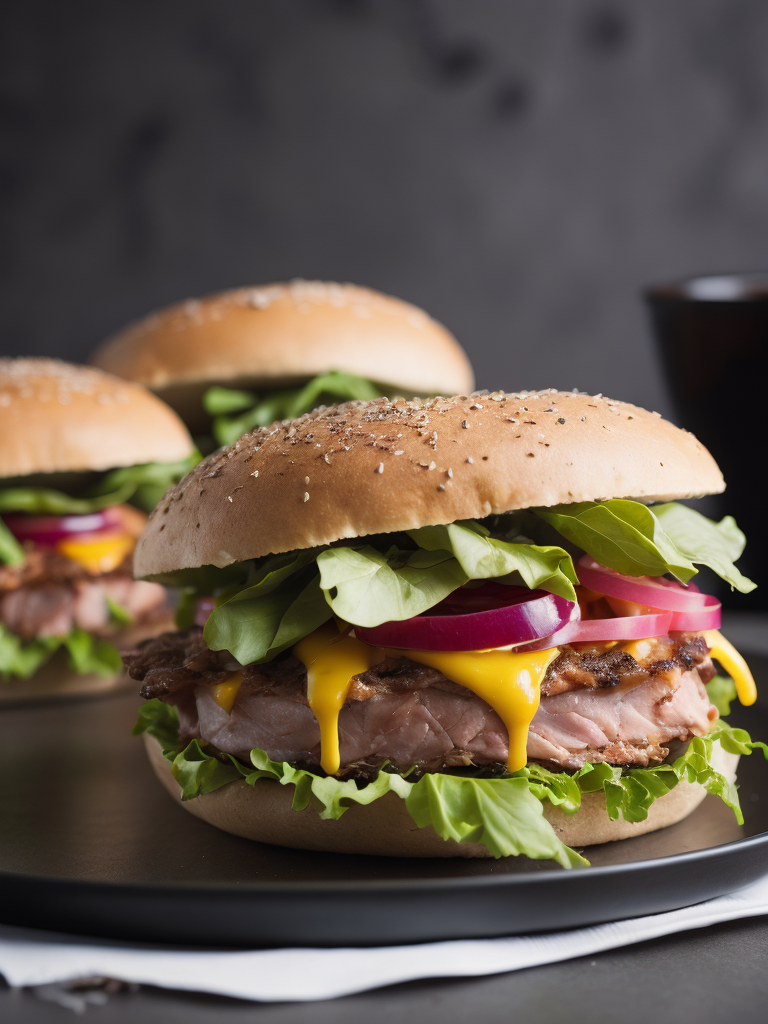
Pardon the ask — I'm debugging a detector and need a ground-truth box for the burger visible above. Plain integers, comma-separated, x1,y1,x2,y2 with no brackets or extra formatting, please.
0,359,197,702
89,280,474,452
128,390,767,865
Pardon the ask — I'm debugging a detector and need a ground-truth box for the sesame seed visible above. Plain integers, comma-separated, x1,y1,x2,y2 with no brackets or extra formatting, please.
462,420,469,429
466,456,474,464
394,449,404,455
250,470,259,477
428,461,436,470
303,492,310,502
227,496,233,502
581,416,586,422
437,484,445,491
446,468,453,478
304,476,310,484
375,462,384,473
557,417,565,424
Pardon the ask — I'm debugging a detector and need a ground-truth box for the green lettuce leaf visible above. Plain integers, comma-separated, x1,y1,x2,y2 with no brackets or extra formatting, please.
203,386,258,416
0,452,201,516
206,372,386,447
404,772,585,867
652,503,755,592
536,499,755,593
706,676,737,717
409,520,578,603
0,623,121,680
0,517,25,566
60,628,123,676
317,545,468,628
92,453,201,513
0,625,61,679
133,698,186,750
204,551,331,663
106,596,133,626
134,700,767,866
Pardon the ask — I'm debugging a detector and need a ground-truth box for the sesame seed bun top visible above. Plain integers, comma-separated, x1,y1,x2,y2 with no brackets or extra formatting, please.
0,358,195,480
134,389,724,578
90,281,475,429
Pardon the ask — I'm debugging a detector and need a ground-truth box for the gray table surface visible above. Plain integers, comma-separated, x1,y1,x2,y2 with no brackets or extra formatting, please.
2,613,767,1022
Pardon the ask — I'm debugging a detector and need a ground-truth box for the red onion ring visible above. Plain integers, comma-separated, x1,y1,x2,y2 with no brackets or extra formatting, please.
355,588,578,651
668,595,722,632
519,611,673,649
520,601,721,651
576,556,709,612
194,598,216,628
4,509,121,547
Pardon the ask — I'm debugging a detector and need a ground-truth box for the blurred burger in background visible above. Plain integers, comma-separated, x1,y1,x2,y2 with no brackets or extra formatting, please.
90,280,474,452
0,359,197,702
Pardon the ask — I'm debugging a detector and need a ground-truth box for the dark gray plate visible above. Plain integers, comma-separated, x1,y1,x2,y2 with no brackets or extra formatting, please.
1,658,767,947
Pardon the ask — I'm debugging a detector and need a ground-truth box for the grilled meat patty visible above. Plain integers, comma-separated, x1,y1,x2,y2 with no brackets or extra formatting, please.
0,548,167,641
126,629,718,774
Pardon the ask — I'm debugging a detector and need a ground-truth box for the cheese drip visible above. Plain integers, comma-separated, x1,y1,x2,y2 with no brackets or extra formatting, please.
57,532,135,574
703,629,757,706
212,672,243,714
294,623,382,775
400,647,559,772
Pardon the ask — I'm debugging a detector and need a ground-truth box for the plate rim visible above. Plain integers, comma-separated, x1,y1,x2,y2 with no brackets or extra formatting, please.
1,826,766,898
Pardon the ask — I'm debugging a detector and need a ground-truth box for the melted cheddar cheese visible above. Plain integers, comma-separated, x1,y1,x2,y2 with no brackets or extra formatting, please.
400,647,559,772
56,532,135,574
291,622,559,776
294,622,383,775
704,629,757,706
212,672,243,714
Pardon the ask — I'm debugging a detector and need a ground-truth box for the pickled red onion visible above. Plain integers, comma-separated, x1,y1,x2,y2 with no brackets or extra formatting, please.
4,509,122,547
667,595,722,632
520,601,721,651
354,588,578,651
194,598,216,627
519,611,673,650
576,556,708,611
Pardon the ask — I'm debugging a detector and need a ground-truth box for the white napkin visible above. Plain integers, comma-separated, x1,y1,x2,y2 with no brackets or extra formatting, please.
1,875,767,1003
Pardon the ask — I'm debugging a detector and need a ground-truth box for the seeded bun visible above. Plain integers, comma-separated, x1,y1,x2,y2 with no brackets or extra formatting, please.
0,612,174,706
90,281,474,430
0,359,195,480
135,390,724,578
144,734,738,857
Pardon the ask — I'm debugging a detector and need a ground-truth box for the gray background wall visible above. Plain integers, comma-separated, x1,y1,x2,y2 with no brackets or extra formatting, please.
2,0,768,416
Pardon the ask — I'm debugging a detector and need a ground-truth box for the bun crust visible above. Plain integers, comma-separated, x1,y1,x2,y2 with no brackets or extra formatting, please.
144,735,738,857
91,281,475,402
135,390,724,577
0,612,174,705
0,359,194,479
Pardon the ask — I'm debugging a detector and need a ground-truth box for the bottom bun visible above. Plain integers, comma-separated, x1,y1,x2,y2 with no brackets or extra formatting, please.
0,612,175,705
144,735,739,858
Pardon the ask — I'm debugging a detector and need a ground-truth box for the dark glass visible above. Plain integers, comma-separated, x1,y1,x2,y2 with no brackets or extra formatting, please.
645,273,768,609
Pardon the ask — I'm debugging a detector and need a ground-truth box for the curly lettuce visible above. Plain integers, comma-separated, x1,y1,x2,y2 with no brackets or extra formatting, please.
0,624,122,681
135,700,767,867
